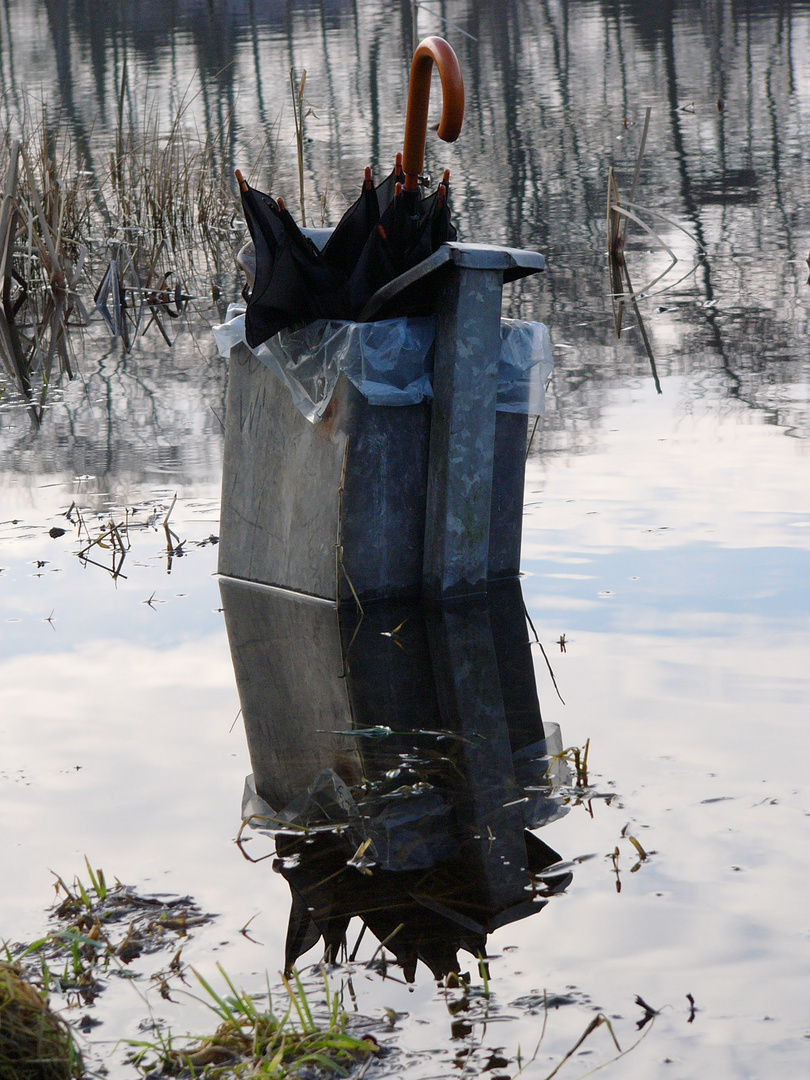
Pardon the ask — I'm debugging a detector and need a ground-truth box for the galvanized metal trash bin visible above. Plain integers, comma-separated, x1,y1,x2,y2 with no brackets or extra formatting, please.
216,238,548,604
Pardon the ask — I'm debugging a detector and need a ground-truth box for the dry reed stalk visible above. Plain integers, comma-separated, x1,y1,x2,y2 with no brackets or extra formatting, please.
607,166,624,335
0,87,242,399
0,69,266,407
0,123,89,415
621,106,651,250
290,67,308,227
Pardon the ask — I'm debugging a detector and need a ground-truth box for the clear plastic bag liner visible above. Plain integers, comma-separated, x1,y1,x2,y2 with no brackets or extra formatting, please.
213,305,553,424
510,722,571,829
241,769,459,872
497,319,554,416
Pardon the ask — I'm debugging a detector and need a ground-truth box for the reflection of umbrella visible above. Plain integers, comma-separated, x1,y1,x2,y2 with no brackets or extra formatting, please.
237,36,464,348
277,826,568,981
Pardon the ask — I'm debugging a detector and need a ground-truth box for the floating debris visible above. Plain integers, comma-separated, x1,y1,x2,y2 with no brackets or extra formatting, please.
11,861,216,1009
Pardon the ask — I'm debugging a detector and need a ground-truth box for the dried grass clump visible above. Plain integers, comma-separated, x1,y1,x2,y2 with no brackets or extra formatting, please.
0,961,83,1080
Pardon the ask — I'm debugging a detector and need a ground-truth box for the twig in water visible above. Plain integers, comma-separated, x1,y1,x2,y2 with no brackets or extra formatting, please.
163,493,177,529
526,414,540,460
234,818,286,865
522,599,566,704
634,994,660,1031
78,549,127,581
416,1,479,40
622,260,662,394
515,991,652,1080
541,1012,622,1080
366,923,404,968
627,834,649,861
339,561,364,616
621,106,651,250
349,923,367,962
607,167,625,335
109,518,127,552
607,110,699,354
536,640,566,706
73,505,92,544
522,598,540,644
238,914,262,945
163,493,183,556
610,846,621,892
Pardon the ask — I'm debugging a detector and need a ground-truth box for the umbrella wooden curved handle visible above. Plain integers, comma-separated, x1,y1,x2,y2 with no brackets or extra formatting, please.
402,37,464,191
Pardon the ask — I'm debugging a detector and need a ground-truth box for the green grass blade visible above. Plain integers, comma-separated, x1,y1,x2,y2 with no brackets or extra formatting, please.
282,973,311,1034
84,856,101,897
292,968,315,1032
75,877,92,911
191,966,241,1028
216,962,259,1022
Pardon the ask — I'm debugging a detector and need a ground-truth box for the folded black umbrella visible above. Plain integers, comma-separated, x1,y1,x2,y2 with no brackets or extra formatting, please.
237,36,464,347
238,181,347,347
348,168,457,315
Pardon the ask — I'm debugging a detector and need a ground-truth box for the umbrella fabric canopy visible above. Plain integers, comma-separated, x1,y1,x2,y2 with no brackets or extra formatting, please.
347,168,456,316
238,182,348,347
319,165,380,278
238,37,464,348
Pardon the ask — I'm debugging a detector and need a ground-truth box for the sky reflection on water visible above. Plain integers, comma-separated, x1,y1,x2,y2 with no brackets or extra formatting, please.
518,379,810,1074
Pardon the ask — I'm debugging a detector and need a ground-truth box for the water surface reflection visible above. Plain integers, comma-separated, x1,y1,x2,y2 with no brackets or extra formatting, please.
3,0,809,449
221,578,573,982
2,2,809,1075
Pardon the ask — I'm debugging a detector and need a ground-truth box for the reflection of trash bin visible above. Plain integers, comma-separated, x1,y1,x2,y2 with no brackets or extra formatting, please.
215,240,550,602
221,575,571,979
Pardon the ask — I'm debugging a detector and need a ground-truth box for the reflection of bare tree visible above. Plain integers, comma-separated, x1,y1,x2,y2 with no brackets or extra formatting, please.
0,326,228,486
1,0,807,457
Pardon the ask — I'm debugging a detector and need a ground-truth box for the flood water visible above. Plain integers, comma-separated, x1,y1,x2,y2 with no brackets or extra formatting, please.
2,1,810,1077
